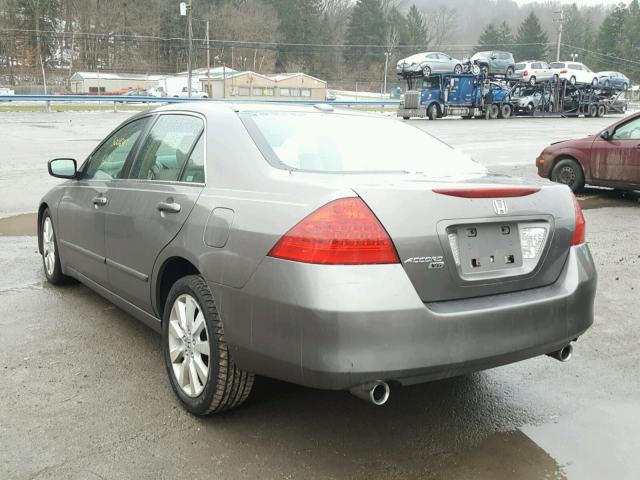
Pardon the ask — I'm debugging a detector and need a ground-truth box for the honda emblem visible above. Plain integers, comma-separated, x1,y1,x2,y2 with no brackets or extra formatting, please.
493,199,508,215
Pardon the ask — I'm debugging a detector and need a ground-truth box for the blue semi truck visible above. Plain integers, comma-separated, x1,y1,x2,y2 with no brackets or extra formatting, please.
397,73,513,120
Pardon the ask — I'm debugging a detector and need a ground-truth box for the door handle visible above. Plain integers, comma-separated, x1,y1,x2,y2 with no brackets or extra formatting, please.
157,201,181,213
92,195,108,207
635,144,640,150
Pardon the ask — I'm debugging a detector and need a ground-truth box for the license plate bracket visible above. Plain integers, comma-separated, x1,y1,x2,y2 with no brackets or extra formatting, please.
454,222,523,275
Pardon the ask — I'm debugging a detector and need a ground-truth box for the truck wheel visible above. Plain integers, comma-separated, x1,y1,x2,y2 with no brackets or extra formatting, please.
163,275,254,415
588,104,598,117
499,103,512,119
486,104,499,119
597,104,606,117
551,158,585,192
427,104,438,120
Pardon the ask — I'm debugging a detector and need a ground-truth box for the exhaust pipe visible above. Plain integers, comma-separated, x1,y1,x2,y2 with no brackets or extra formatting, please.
547,343,573,362
349,381,390,406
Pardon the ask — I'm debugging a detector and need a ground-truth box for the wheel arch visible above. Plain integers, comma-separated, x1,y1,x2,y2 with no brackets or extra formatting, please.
37,202,49,254
550,154,586,181
156,256,201,320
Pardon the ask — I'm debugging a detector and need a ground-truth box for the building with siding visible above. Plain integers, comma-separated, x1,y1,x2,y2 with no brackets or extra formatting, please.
200,71,327,100
69,72,165,94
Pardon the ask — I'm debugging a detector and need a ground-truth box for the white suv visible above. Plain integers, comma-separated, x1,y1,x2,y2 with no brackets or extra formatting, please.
549,62,598,86
513,61,557,85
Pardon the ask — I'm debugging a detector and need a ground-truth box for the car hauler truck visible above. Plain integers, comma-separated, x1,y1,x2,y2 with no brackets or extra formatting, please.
397,73,513,120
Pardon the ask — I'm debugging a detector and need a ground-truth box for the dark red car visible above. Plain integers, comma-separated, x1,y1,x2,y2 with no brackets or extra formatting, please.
537,112,640,192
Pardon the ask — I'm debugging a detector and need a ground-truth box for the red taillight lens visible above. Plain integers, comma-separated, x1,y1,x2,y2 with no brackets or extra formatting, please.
571,195,586,245
268,197,399,265
560,69,568,74
433,187,541,198
523,69,529,76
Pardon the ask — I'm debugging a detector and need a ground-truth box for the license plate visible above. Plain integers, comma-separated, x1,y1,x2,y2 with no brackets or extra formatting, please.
455,222,523,275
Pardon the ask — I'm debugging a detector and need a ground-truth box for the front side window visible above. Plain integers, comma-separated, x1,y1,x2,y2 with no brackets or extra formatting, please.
82,117,149,180
612,117,640,140
129,115,203,181
243,112,486,178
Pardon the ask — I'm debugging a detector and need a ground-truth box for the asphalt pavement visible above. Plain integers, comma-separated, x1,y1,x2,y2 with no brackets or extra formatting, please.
1,110,639,479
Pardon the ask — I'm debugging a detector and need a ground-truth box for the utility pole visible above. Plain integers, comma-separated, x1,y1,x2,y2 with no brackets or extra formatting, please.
206,20,210,81
383,51,390,96
187,0,193,98
554,8,564,62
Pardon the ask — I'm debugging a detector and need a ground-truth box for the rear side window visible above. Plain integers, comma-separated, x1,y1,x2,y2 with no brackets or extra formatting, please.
180,135,205,183
242,112,486,178
515,63,526,70
129,114,203,182
569,63,582,70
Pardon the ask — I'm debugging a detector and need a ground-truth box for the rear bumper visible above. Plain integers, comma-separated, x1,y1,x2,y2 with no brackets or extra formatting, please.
212,244,597,390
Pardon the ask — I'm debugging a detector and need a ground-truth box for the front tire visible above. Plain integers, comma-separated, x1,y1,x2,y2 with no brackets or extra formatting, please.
41,209,71,285
422,65,431,77
162,275,254,415
551,158,585,192
569,76,576,86
427,103,438,120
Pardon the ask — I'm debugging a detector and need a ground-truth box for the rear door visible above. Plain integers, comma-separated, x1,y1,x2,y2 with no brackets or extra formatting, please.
104,113,206,313
57,117,149,286
591,116,640,187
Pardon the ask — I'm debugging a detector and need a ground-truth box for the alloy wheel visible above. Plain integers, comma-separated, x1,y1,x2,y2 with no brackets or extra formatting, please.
168,294,210,398
42,217,56,277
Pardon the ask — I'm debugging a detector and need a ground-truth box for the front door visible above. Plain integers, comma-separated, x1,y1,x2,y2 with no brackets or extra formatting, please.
104,113,206,313
57,117,149,286
591,116,640,187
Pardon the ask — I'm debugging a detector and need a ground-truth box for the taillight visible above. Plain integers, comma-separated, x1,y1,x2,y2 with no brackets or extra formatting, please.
433,186,540,198
571,195,586,245
268,197,399,265
523,69,529,76
560,69,568,74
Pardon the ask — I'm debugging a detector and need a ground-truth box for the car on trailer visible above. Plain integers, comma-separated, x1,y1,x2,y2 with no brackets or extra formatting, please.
396,52,464,77
549,62,598,86
513,61,558,85
537,111,640,192
596,71,630,91
470,51,516,77
511,86,554,115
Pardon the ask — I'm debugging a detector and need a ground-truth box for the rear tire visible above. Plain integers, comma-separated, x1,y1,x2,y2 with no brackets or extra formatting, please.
597,104,606,117
506,67,514,78
454,64,462,74
486,104,499,119
551,158,585,193
569,76,576,86
499,103,512,119
162,275,254,415
41,209,71,285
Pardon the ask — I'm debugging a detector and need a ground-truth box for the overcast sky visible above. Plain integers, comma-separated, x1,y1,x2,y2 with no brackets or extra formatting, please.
513,0,623,4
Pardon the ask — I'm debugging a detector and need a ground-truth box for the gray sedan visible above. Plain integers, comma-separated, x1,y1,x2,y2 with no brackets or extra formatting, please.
39,104,597,414
396,51,463,76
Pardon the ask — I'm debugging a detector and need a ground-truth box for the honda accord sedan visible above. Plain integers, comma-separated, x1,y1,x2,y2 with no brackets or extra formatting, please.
39,104,596,414
537,111,640,192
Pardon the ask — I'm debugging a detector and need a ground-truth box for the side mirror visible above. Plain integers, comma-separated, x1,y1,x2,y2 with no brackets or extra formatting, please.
599,130,612,141
48,158,77,179
491,56,497,60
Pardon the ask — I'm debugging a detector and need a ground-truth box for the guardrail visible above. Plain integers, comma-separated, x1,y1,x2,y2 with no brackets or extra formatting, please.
0,94,401,111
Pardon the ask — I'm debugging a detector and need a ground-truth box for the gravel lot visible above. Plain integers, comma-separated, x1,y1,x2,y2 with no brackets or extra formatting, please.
1,110,639,479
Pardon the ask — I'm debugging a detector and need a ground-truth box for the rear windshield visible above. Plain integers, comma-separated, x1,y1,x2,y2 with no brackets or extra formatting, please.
515,63,526,70
242,112,486,177
549,62,565,68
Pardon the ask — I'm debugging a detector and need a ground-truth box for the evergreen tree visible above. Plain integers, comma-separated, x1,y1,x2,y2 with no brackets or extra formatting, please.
405,4,428,51
344,0,386,70
496,21,514,49
514,12,549,61
475,23,500,52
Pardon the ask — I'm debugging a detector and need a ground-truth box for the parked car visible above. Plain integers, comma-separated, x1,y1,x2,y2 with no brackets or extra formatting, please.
549,62,598,86
512,86,554,113
147,86,167,98
470,51,515,77
537,111,640,191
39,103,596,414
596,71,630,90
396,51,464,77
175,86,208,98
513,61,558,85
0,87,15,96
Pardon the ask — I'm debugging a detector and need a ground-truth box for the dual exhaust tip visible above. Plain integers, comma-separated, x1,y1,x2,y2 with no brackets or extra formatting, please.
350,344,574,405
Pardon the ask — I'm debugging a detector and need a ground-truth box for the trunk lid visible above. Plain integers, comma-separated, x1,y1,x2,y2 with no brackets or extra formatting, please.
353,178,575,302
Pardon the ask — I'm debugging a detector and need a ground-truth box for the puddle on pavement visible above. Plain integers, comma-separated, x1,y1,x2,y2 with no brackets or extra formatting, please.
578,188,640,210
521,402,640,480
0,213,37,236
444,430,567,479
